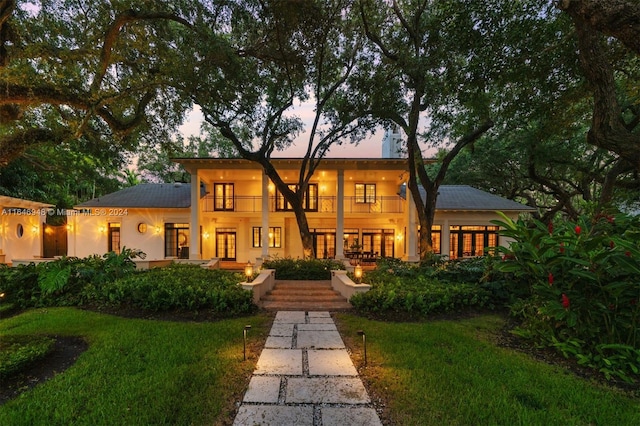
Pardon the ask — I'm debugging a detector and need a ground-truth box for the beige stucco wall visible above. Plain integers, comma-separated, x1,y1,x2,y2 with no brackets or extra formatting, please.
0,211,47,262
67,208,190,259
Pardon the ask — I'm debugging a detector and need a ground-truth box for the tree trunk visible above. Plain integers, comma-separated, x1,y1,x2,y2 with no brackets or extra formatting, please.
557,0,640,55
260,161,316,258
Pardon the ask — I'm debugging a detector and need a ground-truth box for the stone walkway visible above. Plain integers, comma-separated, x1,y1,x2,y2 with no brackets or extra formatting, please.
233,311,382,426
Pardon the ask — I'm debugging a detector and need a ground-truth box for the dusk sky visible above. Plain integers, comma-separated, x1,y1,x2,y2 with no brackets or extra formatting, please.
178,104,386,158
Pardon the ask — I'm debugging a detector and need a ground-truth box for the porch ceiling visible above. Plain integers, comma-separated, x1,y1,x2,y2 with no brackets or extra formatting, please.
174,158,413,184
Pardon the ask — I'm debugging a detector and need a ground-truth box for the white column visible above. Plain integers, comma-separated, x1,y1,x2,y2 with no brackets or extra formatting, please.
336,170,345,259
442,219,450,259
406,188,419,261
261,171,269,259
189,172,201,259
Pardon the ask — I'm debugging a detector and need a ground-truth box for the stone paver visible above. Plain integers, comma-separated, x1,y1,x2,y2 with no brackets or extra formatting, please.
254,349,302,375
321,407,383,426
296,330,344,349
308,311,331,318
273,311,306,323
264,335,292,349
233,311,381,426
308,349,358,376
297,323,337,331
242,376,281,403
286,377,370,404
234,406,313,426
269,323,295,336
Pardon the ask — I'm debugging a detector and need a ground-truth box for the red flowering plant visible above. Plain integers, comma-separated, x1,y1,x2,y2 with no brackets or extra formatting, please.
492,211,640,382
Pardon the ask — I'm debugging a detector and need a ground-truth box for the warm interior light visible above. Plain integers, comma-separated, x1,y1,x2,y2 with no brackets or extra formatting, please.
244,261,253,280
354,265,363,282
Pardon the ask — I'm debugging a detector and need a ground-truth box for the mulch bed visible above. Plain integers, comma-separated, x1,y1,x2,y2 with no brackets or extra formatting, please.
0,335,88,405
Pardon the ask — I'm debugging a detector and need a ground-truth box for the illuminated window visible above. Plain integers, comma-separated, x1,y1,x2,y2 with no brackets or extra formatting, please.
252,227,282,248
276,184,318,212
449,225,499,259
355,183,376,203
214,183,234,211
108,223,121,254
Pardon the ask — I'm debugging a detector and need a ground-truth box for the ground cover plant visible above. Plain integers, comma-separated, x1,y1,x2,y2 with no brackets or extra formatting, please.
0,335,55,380
83,263,254,315
350,257,494,317
493,212,640,383
0,255,255,317
336,313,640,426
0,308,272,425
261,256,345,280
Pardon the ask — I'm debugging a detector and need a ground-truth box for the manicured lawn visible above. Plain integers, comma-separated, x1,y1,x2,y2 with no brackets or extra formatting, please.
335,314,640,426
0,308,272,426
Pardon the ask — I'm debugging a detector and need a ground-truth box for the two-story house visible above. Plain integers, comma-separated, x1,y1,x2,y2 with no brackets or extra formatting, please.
67,158,535,263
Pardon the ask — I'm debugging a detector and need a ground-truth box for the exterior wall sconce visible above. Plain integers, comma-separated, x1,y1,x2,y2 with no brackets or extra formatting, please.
31,225,39,234
99,225,106,234
357,330,367,366
202,231,210,239
66,223,73,232
244,261,253,280
154,225,161,234
243,325,252,361
396,233,403,241
354,264,363,283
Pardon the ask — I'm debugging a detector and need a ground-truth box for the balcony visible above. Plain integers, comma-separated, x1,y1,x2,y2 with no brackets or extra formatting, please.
202,195,404,214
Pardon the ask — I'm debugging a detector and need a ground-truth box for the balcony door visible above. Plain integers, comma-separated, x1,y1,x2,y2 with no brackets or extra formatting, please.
216,228,236,260
313,229,336,259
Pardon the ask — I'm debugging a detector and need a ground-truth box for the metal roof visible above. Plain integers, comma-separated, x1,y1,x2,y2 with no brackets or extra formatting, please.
401,185,536,212
75,183,191,209
75,183,535,212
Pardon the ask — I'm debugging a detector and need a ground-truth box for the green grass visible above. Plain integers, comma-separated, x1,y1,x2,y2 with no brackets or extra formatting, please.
0,308,272,426
335,314,640,426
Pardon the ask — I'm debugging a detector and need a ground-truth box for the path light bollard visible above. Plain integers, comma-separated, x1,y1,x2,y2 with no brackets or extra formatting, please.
243,325,252,361
357,330,367,367
244,261,253,281
354,264,363,284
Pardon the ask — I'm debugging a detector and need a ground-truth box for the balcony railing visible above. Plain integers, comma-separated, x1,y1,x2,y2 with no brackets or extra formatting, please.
202,195,404,214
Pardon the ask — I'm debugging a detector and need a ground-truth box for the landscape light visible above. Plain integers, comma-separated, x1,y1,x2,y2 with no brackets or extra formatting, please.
244,261,253,280
357,330,367,367
243,325,252,361
354,264,363,283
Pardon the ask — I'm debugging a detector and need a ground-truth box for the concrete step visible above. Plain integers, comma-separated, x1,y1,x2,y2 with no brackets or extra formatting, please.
260,300,353,311
259,279,352,311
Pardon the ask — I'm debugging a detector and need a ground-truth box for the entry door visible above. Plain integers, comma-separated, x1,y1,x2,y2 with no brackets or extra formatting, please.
314,232,336,259
216,231,236,260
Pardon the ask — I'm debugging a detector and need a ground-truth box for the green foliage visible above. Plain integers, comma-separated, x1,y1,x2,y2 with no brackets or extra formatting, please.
261,257,345,280
493,212,640,382
336,314,640,425
0,309,271,425
83,264,255,315
0,335,56,379
350,259,491,317
0,249,143,308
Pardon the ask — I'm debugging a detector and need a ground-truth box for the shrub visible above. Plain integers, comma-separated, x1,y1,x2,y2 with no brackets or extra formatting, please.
493,212,640,382
0,335,56,379
351,263,491,317
261,257,345,280
0,249,143,309
83,264,255,315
